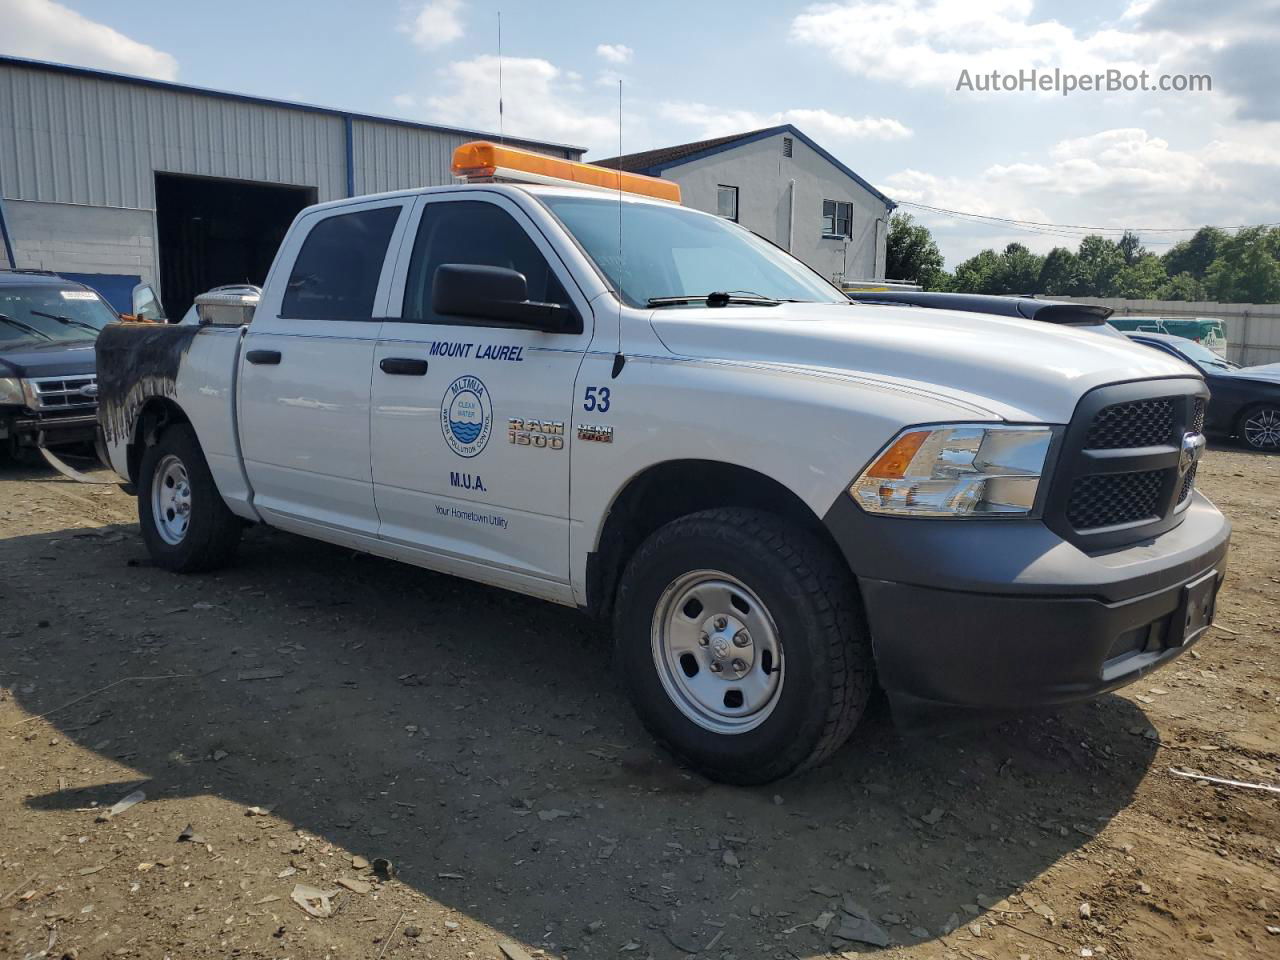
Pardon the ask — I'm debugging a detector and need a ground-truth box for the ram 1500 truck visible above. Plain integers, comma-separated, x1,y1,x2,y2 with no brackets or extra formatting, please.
97,146,1230,784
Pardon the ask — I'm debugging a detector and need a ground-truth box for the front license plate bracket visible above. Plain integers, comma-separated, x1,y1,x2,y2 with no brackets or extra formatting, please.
1176,569,1219,647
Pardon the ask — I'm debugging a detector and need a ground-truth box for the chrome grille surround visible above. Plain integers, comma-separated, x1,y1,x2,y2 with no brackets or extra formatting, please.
25,374,98,412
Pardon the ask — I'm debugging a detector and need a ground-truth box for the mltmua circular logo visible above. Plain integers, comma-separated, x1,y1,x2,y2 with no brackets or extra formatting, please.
441,375,493,458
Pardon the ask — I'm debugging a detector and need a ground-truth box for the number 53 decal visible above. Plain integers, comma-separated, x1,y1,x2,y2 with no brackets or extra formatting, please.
583,386,611,412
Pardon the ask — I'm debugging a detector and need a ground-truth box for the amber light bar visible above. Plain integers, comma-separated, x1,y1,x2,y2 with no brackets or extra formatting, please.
451,141,681,203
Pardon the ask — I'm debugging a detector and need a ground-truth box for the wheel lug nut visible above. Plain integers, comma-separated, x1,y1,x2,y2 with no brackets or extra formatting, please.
733,630,750,647
731,658,746,673
698,633,709,646
714,616,728,630
709,661,723,673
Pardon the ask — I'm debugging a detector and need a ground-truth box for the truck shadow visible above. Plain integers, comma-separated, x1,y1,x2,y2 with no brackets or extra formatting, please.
4,519,1159,954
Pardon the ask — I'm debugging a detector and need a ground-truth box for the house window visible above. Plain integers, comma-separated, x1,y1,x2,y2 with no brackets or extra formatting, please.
822,199,853,239
716,185,739,221
782,136,793,158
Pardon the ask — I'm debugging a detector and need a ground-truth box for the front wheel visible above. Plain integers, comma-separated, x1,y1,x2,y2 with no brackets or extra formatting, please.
138,423,241,572
614,508,873,784
1239,405,1280,451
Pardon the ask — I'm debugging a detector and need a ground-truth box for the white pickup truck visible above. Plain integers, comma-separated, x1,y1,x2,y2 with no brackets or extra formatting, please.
97,145,1230,784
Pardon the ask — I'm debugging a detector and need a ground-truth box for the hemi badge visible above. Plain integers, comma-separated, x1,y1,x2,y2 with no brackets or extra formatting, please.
577,424,614,443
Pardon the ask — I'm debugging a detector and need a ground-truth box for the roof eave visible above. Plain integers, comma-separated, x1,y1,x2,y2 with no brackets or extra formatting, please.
643,123,896,209
0,54,587,155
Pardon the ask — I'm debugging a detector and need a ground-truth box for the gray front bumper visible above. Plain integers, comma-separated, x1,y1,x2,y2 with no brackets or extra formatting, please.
823,493,1231,717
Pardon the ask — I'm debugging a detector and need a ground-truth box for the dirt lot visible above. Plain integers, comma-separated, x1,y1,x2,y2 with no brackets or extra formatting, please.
1,447,1277,960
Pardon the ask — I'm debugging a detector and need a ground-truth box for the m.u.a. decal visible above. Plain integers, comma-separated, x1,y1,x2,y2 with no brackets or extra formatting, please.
450,471,487,491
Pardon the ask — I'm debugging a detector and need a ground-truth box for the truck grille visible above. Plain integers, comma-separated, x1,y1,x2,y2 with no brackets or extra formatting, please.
1085,398,1174,449
27,374,98,412
1046,380,1208,550
1067,469,1164,529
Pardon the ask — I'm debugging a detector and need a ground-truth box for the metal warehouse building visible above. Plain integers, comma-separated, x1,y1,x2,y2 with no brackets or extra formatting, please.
0,56,583,318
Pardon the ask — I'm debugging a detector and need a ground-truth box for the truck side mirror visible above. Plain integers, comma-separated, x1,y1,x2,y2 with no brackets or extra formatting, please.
131,283,166,323
431,263,574,331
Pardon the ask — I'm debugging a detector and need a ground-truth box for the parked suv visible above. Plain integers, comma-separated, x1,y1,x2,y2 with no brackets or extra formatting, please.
0,269,116,462
96,143,1231,783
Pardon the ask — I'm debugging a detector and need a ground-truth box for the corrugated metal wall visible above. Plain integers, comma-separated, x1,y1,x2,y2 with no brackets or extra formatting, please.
352,122,478,196
350,121,580,196
1047,297,1280,366
1,61,585,210
0,62,347,207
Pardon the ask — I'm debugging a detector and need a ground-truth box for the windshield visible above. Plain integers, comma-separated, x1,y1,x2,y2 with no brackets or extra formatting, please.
539,195,847,307
1172,338,1235,371
0,284,117,347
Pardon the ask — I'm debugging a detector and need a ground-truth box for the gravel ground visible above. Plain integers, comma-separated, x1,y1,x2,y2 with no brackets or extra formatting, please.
1,446,1277,960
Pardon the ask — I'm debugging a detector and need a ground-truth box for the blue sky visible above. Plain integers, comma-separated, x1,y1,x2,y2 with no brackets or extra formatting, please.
4,0,1279,265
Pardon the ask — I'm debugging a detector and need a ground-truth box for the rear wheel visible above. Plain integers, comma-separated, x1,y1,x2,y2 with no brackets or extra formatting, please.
138,424,241,571
614,508,873,784
1239,405,1280,451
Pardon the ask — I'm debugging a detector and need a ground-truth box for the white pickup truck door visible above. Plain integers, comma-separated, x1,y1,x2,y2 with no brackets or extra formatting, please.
237,199,411,538
371,193,594,595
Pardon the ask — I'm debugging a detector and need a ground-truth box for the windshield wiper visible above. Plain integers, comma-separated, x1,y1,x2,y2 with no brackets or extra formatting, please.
647,291,782,308
29,309,102,334
0,313,55,341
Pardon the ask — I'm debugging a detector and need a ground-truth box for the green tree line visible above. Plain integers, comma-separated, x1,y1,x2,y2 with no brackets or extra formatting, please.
886,214,1280,303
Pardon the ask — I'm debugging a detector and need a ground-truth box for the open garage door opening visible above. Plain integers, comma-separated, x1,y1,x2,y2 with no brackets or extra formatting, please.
155,173,316,320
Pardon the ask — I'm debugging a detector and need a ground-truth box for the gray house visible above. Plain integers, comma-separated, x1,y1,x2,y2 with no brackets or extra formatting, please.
596,125,895,284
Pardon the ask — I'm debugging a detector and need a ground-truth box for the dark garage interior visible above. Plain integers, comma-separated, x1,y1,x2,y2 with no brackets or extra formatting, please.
155,172,315,320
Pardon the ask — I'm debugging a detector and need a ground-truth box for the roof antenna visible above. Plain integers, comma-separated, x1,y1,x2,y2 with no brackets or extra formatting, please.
497,10,505,144
612,78,625,379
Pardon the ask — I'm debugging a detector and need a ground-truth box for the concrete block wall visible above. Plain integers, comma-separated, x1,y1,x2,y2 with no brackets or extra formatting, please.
4,199,157,287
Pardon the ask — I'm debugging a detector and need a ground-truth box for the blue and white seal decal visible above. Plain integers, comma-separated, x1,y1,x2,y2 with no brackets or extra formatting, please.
441,375,493,458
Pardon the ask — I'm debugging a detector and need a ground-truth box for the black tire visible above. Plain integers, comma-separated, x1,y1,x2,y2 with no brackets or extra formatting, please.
613,508,873,784
138,423,241,572
1237,404,1280,452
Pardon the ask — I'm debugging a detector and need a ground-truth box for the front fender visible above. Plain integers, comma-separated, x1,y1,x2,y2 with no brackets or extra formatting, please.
567,349,995,603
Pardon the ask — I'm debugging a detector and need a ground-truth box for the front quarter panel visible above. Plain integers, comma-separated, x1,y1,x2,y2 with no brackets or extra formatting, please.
568,334,999,601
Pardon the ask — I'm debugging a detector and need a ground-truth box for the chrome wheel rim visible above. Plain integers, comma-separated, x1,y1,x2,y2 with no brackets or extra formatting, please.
1244,408,1280,449
151,454,192,545
650,570,784,734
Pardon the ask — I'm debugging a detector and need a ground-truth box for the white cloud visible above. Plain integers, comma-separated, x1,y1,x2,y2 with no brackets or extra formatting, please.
402,0,465,50
595,43,633,64
790,0,1194,91
0,0,177,79
791,0,1279,120
660,101,912,141
986,128,1220,197
423,55,618,146
881,126,1280,265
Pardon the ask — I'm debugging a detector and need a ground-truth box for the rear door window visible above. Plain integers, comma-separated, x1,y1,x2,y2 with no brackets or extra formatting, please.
282,207,401,320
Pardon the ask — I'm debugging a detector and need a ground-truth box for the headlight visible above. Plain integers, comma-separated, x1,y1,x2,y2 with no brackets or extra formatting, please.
0,377,25,406
850,424,1053,517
